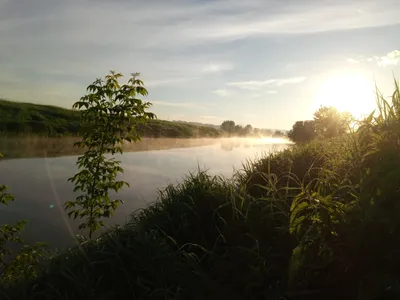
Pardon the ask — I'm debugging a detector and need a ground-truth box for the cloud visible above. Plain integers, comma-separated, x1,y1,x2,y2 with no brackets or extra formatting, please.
275,77,307,86
347,50,400,67
346,58,361,64
213,87,278,97
199,115,220,120
377,50,400,66
247,91,278,99
201,63,233,73
227,77,306,91
213,88,278,99
152,100,196,108
152,100,212,111
213,89,229,97
146,77,198,87
227,80,275,91
2,0,400,52
1,0,399,110
212,77,298,98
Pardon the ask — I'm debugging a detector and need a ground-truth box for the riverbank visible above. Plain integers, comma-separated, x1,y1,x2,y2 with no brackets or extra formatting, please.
0,138,290,252
0,99,222,139
0,99,285,141
3,110,400,299
2,83,400,299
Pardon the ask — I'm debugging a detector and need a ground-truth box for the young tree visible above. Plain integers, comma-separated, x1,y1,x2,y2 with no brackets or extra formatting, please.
65,71,156,239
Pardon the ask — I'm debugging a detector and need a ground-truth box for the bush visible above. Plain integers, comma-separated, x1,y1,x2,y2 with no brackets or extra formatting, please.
3,171,292,300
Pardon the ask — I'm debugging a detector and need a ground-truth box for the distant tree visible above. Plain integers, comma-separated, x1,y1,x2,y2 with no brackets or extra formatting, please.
221,120,236,134
244,124,253,135
313,106,352,138
273,130,284,137
235,125,244,136
288,120,317,143
261,129,273,136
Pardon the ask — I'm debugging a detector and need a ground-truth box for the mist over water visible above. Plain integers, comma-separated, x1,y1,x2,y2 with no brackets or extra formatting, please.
0,136,291,159
0,137,290,249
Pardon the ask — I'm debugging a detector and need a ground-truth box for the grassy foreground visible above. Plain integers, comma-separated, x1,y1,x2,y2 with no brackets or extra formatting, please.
2,84,400,299
0,99,221,138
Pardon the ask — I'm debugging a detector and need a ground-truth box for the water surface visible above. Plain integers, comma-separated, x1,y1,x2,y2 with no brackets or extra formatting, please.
0,137,290,249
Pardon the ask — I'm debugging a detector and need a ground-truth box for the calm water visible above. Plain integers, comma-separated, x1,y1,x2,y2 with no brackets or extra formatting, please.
0,138,290,249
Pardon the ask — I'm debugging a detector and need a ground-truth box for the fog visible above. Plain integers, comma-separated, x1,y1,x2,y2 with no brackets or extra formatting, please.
0,136,292,159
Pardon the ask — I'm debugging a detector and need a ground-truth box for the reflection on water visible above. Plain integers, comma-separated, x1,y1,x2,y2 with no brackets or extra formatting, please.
0,138,290,249
0,136,291,158
0,137,221,159
219,137,290,151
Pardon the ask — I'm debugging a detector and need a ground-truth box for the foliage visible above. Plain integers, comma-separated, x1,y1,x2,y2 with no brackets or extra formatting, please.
220,120,277,137
0,100,80,136
220,120,236,134
65,71,156,239
234,124,244,135
244,124,253,135
0,99,221,138
0,153,46,287
138,119,221,138
240,78,400,299
287,120,317,143
288,106,353,143
273,130,285,138
3,78,400,300
313,106,352,138
1,171,292,300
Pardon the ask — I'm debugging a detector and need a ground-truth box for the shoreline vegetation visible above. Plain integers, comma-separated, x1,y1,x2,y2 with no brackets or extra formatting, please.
0,99,284,140
1,73,400,299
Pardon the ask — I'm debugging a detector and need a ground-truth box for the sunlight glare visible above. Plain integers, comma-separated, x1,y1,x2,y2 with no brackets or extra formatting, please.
314,73,376,119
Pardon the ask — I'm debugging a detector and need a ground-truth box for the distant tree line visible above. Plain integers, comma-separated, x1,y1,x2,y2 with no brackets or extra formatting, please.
0,99,222,138
220,120,285,137
0,99,290,140
288,106,353,143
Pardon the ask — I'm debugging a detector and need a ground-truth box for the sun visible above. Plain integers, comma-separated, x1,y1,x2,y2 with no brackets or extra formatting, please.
314,72,376,119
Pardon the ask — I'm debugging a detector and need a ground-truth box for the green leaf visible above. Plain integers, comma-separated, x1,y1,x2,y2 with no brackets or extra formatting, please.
65,70,157,239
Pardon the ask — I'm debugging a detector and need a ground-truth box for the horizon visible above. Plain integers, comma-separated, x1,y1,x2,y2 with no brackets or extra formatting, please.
1,0,400,129
0,97,286,131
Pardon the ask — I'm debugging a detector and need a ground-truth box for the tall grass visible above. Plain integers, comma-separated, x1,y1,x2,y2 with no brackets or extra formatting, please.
2,171,292,299
2,80,400,299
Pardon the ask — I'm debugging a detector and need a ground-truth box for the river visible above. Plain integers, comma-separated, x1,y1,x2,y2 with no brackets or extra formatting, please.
0,137,290,250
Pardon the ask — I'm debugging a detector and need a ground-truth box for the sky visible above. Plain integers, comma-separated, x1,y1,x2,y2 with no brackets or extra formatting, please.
1,0,400,130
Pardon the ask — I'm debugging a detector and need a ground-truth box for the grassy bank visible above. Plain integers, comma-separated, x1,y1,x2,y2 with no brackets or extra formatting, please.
0,99,222,138
3,132,398,300
2,84,400,299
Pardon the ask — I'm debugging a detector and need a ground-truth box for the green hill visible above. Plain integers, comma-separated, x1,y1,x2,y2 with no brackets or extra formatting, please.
0,99,222,138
